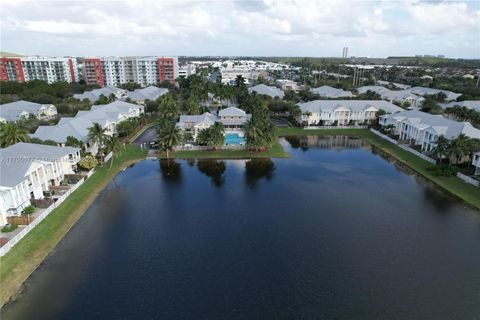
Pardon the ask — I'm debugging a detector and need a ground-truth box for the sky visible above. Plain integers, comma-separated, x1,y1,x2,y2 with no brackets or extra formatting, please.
1,0,479,59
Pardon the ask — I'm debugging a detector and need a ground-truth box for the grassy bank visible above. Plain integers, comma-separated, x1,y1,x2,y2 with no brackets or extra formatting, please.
166,141,288,159
277,128,480,209
0,145,147,307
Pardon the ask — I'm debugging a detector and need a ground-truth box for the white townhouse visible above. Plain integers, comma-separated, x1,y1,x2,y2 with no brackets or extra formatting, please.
248,84,285,99
379,110,480,152
31,101,144,154
357,86,424,107
73,86,128,103
310,85,354,98
176,107,251,139
0,143,80,225
473,152,480,175
124,86,169,105
0,100,57,123
297,100,403,126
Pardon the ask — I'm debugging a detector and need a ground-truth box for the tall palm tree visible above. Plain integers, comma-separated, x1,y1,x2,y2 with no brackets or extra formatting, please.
448,134,470,165
158,123,182,160
104,136,123,169
87,122,107,153
433,135,449,164
0,123,30,147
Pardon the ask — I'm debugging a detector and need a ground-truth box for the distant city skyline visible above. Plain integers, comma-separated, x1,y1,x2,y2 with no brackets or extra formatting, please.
1,0,479,59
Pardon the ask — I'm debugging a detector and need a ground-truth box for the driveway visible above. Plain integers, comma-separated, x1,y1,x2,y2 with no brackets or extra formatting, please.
132,125,158,147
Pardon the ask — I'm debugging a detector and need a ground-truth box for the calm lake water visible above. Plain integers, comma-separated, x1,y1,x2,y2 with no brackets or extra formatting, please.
3,136,480,320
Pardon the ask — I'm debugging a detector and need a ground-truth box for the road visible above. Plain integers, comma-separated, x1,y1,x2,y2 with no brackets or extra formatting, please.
132,125,158,147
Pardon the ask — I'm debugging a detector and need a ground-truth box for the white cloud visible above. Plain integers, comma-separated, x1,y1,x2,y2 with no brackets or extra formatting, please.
0,0,478,58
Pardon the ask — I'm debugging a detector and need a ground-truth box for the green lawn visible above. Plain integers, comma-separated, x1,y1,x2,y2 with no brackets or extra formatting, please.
277,128,480,210
0,145,147,307
167,141,289,159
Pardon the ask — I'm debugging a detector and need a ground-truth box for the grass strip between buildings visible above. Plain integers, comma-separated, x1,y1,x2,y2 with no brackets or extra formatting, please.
276,127,480,210
168,140,289,159
0,145,147,308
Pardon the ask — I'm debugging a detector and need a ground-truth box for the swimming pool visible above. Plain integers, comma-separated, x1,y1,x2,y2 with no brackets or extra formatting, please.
224,133,245,145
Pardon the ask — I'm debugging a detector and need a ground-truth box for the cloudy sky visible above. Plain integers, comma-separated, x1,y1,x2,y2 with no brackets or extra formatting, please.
1,0,479,58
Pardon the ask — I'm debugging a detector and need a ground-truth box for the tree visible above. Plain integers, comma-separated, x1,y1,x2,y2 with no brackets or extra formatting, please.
433,135,449,163
196,122,225,148
0,123,30,147
94,94,109,105
183,97,201,115
87,122,107,153
244,113,275,150
65,136,83,148
104,136,123,169
158,123,182,159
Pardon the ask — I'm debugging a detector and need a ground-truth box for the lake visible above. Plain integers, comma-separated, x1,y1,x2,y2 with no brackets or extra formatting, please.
3,136,480,320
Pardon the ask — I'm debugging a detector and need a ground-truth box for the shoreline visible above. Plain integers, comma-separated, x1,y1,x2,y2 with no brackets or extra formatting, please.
276,127,480,210
0,145,147,308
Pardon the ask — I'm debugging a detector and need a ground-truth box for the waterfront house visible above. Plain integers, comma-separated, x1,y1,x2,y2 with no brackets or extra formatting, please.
73,86,128,103
0,143,80,225
248,84,285,99
31,101,144,154
379,110,480,152
310,86,354,98
297,100,403,126
0,100,57,123
176,107,251,140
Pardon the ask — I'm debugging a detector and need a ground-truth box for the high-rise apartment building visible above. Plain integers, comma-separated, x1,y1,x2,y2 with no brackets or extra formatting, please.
82,56,178,87
0,57,77,83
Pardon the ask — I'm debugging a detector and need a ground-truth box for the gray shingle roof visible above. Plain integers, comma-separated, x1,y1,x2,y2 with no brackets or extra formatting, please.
410,86,461,101
248,84,284,98
0,142,80,187
31,101,143,143
440,101,480,112
73,86,127,103
125,86,169,102
0,100,55,122
357,86,423,102
310,86,353,98
218,107,247,117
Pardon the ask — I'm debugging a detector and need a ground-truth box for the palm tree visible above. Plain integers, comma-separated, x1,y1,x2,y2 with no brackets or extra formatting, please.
0,123,30,147
244,118,266,150
448,134,470,165
158,123,182,160
104,136,123,169
87,122,107,153
433,135,449,163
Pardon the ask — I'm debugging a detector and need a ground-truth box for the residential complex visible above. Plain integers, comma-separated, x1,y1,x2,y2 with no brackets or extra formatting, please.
248,84,285,98
379,110,480,151
83,56,178,87
31,101,144,154
0,100,57,123
297,100,403,126
177,107,251,139
310,85,354,98
125,86,169,104
275,79,301,91
0,143,81,225
0,57,78,83
440,101,480,112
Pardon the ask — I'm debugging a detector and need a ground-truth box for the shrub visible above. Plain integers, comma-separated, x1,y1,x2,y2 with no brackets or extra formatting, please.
427,165,458,177
21,205,35,215
79,155,98,170
1,224,18,233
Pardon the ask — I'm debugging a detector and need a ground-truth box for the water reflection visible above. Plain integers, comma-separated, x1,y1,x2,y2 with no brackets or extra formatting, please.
245,159,276,188
285,135,367,151
197,160,226,187
159,159,182,182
